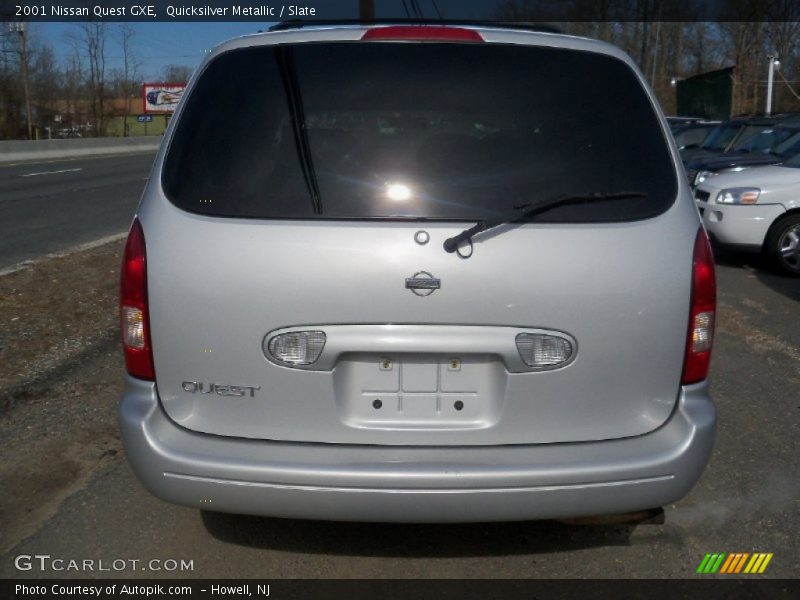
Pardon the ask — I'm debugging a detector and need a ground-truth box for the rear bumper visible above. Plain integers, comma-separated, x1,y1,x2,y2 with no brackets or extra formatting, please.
120,376,716,522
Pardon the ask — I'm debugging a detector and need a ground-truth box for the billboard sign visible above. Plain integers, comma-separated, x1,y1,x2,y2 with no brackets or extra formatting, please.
142,83,185,113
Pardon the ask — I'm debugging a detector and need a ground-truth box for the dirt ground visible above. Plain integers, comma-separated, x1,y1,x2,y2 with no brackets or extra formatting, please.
0,240,125,553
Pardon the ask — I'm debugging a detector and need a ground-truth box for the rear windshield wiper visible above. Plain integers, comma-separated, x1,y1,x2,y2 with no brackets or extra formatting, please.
276,46,322,214
443,191,648,253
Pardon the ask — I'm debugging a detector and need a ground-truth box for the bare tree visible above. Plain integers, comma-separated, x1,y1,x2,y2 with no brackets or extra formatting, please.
763,1,800,113
30,44,60,134
66,23,108,136
493,0,800,118
0,27,22,138
6,23,33,139
61,49,85,133
719,22,765,114
115,24,141,136
161,64,193,83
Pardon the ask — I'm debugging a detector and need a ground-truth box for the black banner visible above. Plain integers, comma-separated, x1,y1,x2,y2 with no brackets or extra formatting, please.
0,0,797,23
3,579,800,600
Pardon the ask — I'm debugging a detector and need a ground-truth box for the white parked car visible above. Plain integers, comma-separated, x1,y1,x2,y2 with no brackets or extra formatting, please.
695,154,800,275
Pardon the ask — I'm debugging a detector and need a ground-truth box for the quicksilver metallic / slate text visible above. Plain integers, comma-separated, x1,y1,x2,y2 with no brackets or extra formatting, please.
165,5,316,17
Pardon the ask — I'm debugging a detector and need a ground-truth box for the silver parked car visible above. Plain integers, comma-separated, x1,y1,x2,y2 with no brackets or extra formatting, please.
119,23,717,522
694,154,800,275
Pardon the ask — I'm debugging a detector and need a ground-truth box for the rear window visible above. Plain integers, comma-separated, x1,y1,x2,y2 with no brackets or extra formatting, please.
163,41,677,222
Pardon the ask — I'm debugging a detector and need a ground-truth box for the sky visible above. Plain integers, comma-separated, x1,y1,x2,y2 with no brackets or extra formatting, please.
33,22,276,80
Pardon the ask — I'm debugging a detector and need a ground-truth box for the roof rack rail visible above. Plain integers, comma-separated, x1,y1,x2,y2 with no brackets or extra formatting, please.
268,19,561,35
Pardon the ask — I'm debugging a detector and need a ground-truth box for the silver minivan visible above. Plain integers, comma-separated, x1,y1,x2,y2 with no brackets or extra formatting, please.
119,23,717,522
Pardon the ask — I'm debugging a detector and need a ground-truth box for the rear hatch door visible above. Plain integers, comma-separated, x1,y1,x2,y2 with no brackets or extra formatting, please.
143,31,694,445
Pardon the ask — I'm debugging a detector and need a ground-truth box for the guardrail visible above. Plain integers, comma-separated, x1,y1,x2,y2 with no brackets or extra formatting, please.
0,136,162,163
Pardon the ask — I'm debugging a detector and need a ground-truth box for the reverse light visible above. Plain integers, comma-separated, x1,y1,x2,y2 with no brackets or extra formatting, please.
716,187,760,205
122,306,145,348
682,228,716,384
120,218,154,380
267,331,326,366
515,333,573,369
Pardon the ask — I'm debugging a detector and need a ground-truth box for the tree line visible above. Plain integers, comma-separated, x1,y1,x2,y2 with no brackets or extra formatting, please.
0,23,193,139
557,21,800,116
2,17,800,140
496,0,800,117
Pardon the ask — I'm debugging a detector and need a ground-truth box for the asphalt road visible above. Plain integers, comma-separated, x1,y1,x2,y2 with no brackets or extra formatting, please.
0,242,798,579
0,153,156,270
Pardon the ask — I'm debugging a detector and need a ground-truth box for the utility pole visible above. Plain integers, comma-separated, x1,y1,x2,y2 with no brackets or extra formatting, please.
765,54,779,116
650,20,661,87
9,22,32,139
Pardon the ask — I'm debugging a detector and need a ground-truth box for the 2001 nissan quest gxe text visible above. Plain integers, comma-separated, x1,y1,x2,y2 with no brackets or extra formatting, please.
119,23,717,522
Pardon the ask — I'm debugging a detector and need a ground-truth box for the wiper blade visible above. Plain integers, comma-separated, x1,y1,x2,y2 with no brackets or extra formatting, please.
443,191,648,253
276,46,322,214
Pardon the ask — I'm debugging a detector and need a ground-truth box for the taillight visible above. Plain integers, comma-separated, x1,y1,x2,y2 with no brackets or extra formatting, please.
120,218,154,380
361,26,484,42
682,228,716,384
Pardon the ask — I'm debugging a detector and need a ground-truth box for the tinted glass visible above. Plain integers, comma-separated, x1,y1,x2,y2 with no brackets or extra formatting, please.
163,42,676,222
674,125,713,147
734,126,797,153
784,153,800,168
701,123,740,150
776,132,800,159
730,124,776,151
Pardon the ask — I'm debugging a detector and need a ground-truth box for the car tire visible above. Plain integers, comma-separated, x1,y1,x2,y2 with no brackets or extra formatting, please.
764,214,800,276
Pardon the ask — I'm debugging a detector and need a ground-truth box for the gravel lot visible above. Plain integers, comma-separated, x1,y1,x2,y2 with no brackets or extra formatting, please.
0,240,124,553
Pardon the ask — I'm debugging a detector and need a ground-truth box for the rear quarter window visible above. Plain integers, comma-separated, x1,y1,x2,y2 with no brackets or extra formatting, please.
162,40,677,222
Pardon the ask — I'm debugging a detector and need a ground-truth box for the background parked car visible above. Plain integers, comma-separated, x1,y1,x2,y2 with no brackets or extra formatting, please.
670,121,720,150
680,116,758,164
679,115,800,167
666,115,707,127
692,125,800,186
695,153,800,275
